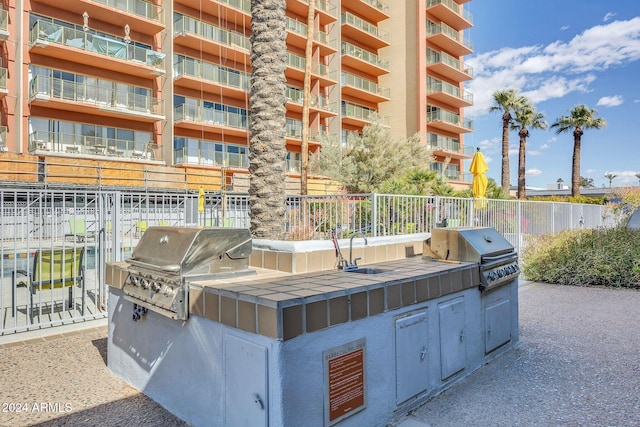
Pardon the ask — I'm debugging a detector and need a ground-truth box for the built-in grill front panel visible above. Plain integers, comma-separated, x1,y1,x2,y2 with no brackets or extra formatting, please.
429,227,519,292
122,227,252,320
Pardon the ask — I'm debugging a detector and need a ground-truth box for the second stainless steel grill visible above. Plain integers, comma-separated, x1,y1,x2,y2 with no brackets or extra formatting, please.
428,227,520,292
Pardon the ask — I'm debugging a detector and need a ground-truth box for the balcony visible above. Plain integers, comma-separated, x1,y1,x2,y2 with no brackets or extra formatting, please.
427,78,473,108
426,0,473,31
288,0,338,26
174,14,250,65
426,21,473,56
285,87,338,118
427,108,473,134
342,101,389,128
341,12,390,50
0,127,7,152
29,76,164,122
426,48,473,82
0,67,7,99
174,55,249,100
174,104,249,138
179,0,251,27
29,131,162,161
285,17,338,56
174,142,248,169
0,8,8,40
29,20,166,77
342,0,390,22
284,119,325,146
341,72,390,103
341,42,389,77
286,53,338,87
426,133,474,159
432,163,473,183
35,0,164,36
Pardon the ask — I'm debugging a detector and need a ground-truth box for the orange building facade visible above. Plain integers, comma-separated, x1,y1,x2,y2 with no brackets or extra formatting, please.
0,0,473,192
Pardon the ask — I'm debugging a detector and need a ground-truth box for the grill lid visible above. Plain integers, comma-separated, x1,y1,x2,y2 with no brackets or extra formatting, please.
127,226,252,277
429,227,514,263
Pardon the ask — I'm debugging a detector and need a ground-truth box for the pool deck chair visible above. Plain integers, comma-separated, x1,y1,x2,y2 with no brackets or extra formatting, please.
65,218,95,242
12,247,85,319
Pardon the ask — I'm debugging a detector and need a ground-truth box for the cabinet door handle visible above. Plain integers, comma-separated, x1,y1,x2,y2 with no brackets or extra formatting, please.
252,393,264,410
420,346,427,361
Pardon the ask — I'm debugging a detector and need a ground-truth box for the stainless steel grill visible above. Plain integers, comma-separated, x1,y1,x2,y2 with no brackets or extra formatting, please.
428,227,520,292
122,227,253,320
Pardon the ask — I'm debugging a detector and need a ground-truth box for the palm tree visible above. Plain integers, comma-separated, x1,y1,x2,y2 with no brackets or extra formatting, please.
489,89,527,194
550,105,606,197
249,0,288,239
556,177,564,189
604,173,617,187
511,101,547,199
635,172,640,186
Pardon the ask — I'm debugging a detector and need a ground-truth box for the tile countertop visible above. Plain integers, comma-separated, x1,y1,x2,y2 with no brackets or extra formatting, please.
187,256,481,340
191,256,477,305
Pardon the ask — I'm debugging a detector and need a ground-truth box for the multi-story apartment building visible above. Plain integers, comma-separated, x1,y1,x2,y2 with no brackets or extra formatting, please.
0,0,473,192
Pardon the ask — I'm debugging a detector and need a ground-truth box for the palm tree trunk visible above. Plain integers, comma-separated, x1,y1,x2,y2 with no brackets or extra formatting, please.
571,134,581,198
501,112,511,194
300,0,315,195
517,128,528,199
249,0,288,239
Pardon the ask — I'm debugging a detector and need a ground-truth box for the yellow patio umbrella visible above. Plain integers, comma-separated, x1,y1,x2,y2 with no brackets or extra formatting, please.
469,148,489,209
198,187,205,213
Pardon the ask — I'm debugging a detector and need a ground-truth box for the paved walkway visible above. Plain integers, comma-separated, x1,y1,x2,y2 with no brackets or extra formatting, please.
1,283,639,427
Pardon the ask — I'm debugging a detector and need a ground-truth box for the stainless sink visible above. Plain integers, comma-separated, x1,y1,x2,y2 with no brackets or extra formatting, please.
343,267,393,275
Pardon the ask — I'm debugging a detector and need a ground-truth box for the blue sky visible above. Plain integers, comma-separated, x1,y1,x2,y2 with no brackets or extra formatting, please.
463,0,640,189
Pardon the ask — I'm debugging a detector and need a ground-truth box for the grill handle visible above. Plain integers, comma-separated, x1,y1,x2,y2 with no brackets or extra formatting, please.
481,253,517,263
127,258,181,273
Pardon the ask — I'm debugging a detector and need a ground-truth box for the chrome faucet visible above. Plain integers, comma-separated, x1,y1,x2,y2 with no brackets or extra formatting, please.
346,232,368,270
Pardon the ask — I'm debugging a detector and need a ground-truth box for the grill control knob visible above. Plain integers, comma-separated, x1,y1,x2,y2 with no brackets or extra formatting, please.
140,279,149,289
151,282,161,293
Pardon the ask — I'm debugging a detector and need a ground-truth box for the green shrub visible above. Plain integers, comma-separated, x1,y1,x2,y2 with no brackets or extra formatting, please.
522,226,640,288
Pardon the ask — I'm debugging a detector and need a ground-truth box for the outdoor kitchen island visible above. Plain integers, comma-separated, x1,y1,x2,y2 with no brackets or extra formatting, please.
106,228,519,427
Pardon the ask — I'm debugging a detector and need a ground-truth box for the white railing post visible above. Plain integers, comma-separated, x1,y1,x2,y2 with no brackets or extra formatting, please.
516,199,522,252
371,193,378,237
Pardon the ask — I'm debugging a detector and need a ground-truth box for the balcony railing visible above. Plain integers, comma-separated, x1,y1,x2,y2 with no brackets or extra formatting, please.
0,126,7,152
426,48,474,77
285,87,337,112
342,102,390,125
29,131,162,160
341,42,389,71
426,21,473,51
174,104,248,130
287,52,337,80
218,0,251,13
427,109,473,131
285,16,336,48
174,144,249,168
341,12,389,43
29,76,164,117
174,55,250,91
361,0,390,16
92,0,163,22
426,133,475,156
0,8,8,33
0,67,7,91
426,0,473,25
341,72,389,98
427,78,473,104
29,20,166,70
174,14,250,52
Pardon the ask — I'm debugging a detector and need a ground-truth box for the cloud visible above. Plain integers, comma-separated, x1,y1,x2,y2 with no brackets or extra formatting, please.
596,95,624,107
604,170,640,185
466,17,640,117
540,143,550,150
508,148,518,156
561,25,570,31
603,12,617,22
526,168,543,176
528,150,542,156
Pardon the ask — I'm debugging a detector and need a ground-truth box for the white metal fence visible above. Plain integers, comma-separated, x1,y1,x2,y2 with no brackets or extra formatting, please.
0,188,617,335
